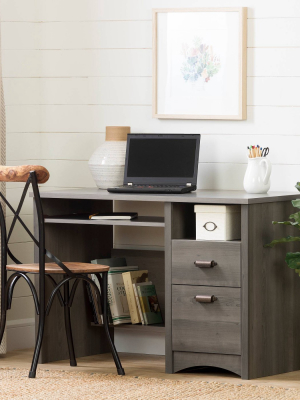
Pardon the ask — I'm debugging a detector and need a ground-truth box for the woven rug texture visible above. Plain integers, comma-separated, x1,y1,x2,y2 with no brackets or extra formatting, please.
0,368,299,400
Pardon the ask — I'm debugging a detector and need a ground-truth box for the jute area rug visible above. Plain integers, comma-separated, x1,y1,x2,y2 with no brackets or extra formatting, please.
0,368,299,400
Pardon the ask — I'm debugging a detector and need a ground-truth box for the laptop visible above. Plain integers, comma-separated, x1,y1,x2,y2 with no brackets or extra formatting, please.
107,134,200,194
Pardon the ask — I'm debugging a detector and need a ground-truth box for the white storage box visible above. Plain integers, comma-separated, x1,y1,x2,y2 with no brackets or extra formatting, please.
194,205,241,241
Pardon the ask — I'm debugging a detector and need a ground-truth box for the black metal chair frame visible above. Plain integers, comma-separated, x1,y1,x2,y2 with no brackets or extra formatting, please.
0,171,125,378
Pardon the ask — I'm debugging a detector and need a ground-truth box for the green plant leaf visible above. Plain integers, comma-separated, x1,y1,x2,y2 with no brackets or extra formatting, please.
264,236,300,248
285,252,300,270
272,220,300,227
292,199,300,209
289,211,300,224
295,182,300,192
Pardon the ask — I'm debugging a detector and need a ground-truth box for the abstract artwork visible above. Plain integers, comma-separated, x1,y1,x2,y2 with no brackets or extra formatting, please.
152,8,247,120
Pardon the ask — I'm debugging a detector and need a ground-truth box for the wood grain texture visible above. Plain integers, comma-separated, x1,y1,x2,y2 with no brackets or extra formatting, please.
173,351,241,375
246,201,300,379
241,205,249,379
35,198,113,364
0,165,49,183
7,262,109,274
164,202,173,373
36,188,300,205
172,240,241,287
172,285,241,355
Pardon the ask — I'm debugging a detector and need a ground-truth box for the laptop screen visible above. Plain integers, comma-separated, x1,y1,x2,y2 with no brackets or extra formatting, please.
124,134,200,185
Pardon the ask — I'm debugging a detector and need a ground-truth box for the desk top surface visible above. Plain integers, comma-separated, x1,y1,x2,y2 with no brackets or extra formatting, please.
36,188,300,205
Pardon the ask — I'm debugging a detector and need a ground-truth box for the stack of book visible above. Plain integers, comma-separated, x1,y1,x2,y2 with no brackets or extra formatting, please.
86,257,163,326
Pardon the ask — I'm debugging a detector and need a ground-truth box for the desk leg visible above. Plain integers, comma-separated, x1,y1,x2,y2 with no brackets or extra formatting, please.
164,202,173,373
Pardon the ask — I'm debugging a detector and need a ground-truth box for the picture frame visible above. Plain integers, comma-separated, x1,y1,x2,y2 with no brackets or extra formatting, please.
152,8,247,120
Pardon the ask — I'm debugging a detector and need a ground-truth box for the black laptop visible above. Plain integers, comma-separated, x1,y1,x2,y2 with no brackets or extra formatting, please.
107,134,200,194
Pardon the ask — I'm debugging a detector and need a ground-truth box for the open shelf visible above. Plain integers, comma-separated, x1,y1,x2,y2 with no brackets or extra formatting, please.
44,216,165,228
91,322,165,333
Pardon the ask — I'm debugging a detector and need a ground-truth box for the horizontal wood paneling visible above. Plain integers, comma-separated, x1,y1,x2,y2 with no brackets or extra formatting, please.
248,48,300,77
3,18,300,50
5,105,300,135
6,296,35,321
2,49,152,78
6,186,71,216
248,18,300,48
1,21,152,50
6,215,33,244
3,48,300,78
7,133,299,166
8,242,34,265
7,271,33,298
4,77,299,107
2,0,300,21
7,132,105,160
247,77,300,106
4,77,151,105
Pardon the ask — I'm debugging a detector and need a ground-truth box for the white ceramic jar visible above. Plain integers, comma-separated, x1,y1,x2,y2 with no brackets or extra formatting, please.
243,157,272,194
88,126,130,189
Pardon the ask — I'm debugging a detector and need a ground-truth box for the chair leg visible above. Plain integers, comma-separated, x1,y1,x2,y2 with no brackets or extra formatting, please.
64,280,77,366
0,304,7,347
29,309,45,378
101,272,125,376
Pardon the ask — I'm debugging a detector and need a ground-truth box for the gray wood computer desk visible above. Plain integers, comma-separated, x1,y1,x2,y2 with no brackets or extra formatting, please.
32,188,300,380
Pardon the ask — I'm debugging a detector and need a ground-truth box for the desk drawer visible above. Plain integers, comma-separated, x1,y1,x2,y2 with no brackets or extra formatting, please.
172,240,241,287
172,285,241,355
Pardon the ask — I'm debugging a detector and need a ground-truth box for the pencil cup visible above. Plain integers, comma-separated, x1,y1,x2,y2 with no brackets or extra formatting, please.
243,157,272,194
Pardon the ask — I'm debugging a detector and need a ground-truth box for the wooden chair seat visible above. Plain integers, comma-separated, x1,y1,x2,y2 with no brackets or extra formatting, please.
7,262,109,274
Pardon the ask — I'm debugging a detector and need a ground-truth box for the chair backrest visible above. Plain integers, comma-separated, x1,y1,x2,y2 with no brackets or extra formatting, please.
0,165,73,279
0,166,49,270
0,165,49,183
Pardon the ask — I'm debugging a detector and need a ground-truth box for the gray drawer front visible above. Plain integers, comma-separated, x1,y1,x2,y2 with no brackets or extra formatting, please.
172,240,241,287
172,285,241,355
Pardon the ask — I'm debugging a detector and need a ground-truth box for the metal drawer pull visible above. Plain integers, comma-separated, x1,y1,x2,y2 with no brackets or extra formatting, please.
194,260,217,268
195,295,218,303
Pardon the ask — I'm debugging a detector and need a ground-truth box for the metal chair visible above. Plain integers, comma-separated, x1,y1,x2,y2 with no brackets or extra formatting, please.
0,165,125,378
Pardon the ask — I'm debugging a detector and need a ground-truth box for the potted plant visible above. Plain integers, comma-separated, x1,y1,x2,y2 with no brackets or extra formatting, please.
264,182,300,275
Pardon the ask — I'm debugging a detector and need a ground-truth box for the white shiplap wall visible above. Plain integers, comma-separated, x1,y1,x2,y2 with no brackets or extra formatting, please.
1,0,300,349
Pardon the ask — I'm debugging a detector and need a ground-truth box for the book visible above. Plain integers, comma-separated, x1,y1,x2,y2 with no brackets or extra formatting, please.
122,270,148,324
136,283,163,325
87,274,103,324
132,282,152,325
91,257,127,268
91,257,128,325
85,281,100,324
108,266,138,325
89,212,138,220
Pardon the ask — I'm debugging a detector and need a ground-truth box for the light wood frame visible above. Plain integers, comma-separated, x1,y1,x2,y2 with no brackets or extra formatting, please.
152,8,247,120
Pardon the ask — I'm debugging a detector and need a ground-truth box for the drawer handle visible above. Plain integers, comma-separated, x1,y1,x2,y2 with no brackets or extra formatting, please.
194,260,217,268
203,221,217,231
195,295,218,303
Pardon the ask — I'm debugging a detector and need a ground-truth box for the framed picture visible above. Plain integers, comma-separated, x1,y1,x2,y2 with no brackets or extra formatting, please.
152,8,247,120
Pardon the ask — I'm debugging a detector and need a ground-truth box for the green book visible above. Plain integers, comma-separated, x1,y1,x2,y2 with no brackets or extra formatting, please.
91,257,127,267
136,283,163,325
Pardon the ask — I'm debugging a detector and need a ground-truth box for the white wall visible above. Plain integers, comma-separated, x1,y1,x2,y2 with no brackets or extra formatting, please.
1,0,299,350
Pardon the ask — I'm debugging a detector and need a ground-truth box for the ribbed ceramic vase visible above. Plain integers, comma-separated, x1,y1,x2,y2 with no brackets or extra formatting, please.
88,126,130,189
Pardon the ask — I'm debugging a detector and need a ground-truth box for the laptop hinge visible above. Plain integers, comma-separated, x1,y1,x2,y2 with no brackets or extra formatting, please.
186,183,192,187
128,183,133,186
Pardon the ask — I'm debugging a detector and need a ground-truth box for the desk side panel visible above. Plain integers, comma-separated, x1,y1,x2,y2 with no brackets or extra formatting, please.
248,200,300,378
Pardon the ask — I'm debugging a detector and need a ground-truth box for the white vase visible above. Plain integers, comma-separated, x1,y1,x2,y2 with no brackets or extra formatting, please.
243,157,272,194
88,126,130,189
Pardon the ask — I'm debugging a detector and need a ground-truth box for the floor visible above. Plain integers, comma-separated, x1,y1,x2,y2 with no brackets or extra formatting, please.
1,349,300,389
